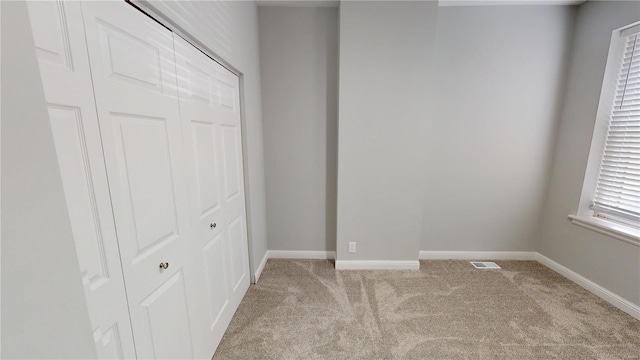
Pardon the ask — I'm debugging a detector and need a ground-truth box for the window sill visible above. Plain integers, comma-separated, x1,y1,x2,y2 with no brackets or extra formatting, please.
568,215,640,247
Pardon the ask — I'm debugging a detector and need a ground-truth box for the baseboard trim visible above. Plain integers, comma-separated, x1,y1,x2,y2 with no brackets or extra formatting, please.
418,250,537,260
254,251,269,283
335,260,420,270
268,250,336,260
535,253,640,320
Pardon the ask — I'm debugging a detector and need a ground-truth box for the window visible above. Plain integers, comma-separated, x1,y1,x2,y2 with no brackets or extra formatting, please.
593,25,640,225
572,22,640,246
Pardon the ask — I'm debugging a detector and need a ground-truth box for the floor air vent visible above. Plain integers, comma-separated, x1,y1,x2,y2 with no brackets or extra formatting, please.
470,261,501,269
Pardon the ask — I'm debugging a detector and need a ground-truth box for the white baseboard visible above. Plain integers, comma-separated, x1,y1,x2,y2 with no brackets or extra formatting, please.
419,250,537,260
335,260,420,270
268,250,336,260
535,253,640,320
254,251,269,283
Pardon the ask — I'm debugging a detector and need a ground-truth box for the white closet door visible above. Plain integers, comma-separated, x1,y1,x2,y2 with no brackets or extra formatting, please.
174,35,251,357
80,2,205,359
26,1,136,358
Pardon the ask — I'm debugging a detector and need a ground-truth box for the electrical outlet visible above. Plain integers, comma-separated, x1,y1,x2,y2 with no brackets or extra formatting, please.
348,242,356,253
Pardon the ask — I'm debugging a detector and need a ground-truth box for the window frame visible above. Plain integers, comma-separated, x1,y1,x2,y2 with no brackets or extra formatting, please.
572,21,640,247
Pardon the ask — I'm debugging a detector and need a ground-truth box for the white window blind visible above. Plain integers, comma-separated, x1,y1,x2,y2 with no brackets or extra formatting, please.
592,27,640,225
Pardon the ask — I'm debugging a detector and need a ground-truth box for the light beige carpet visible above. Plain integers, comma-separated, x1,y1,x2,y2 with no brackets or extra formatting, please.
213,260,640,359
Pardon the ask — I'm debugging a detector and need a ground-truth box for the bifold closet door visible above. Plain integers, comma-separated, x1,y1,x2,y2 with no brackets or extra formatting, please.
174,35,251,356
26,2,136,358
80,2,205,358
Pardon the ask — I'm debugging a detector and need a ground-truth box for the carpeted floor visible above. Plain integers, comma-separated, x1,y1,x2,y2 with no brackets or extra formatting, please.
213,260,640,359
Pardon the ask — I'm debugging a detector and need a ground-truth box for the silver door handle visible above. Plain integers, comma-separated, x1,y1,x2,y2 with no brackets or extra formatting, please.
159,262,169,270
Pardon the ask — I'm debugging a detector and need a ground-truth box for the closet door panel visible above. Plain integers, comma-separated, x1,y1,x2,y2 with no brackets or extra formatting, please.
221,125,244,217
81,2,204,358
227,215,247,292
202,233,228,322
26,2,136,358
137,271,194,359
191,120,224,242
174,35,249,358
110,114,181,286
216,71,249,303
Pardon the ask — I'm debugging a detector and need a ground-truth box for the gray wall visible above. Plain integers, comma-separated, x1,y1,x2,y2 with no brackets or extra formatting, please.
421,6,575,252
1,1,96,358
134,0,269,276
337,1,438,261
256,3,639,314
258,7,338,252
539,0,640,306
257,4,577,257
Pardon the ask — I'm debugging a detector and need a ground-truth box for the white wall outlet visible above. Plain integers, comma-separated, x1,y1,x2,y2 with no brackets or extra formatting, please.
348,242,356,253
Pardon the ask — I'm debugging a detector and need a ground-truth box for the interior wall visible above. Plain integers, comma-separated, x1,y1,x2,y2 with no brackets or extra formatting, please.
337,1,438,262
0,1,96,358
258,7,338,252
133,0,269,275
420,5,575,252
539,0,640,306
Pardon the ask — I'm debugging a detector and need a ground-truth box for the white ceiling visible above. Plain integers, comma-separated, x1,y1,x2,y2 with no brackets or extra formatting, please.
256,0,586,7
256,0,339,7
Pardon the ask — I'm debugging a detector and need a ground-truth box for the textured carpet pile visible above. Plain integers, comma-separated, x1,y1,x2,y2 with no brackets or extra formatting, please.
214,260,640,359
